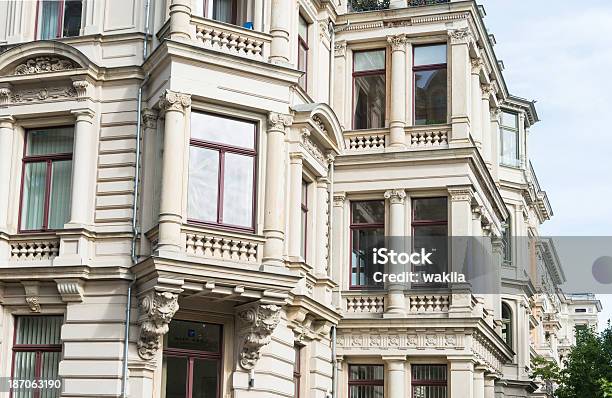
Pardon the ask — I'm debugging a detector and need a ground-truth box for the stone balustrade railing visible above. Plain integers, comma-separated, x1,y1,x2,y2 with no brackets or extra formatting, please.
10,237,60,260
406,125,450,148
183,227,264,264
345,294,385,314
345,130,388,151
192,16,271,61
408,294,450,313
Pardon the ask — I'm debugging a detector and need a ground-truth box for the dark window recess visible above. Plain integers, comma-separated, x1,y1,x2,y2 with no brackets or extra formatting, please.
411,197,448,280
348,365,384,398
412,364,447,398
350,201,385,289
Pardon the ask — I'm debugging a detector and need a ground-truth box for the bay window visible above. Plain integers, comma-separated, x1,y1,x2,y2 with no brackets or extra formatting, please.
11,316,63,398
19,127,73,232
412,197,448,280
348,365,383,398
162,320,222,398
298,15,309,90
301,180,308,260
500,111,520,166
414,44,448,125
353,49,386,130
350,200,385,289
36,0,82,40
188,112,256,231
412,364,447,398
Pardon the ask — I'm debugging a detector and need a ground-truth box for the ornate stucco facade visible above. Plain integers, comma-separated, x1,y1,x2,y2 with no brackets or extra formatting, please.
0,1,601,398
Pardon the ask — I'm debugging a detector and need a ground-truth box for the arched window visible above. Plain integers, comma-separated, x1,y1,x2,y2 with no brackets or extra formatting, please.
501,302,513,347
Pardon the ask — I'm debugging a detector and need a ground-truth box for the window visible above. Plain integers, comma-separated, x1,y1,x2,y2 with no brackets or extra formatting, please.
348,365,383,398
301,180,308,260
500,111,520,166
162,320,222,398
298,15,309,90
11,316,63,398
20,127,73,232
412,365,447,398
502,213,512,265
353,49,386,130
350,201,385,289
575,308,587,313
188,112,257,230
195,0,238,24
414,44,447,125
412,197,448,279
293,345,303,398
501,302,513,347
36,0,82,39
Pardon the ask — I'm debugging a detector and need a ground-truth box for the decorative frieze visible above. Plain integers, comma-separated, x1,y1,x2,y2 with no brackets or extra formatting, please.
9,86,77,104
236,302,282,370
448,186,474,202
12,56,78,75
137,291,179,360
158,90,191,114
333,192,346,207
336,331,464,350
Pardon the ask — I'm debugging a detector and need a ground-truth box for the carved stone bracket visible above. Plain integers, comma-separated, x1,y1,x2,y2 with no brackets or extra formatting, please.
21,282,41,313
71,79,90,100
137,291,179,360
55,279,85,302
158,90,191,114
236,301,282,370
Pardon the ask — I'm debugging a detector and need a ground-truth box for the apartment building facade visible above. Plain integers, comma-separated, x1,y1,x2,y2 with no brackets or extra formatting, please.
0,0,597,398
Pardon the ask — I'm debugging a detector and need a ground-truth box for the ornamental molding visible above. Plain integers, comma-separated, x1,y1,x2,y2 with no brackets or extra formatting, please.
301,132,327,166
334,42,347,57
448,186,474,202
448,28,473,45
471,58,484,73
55,279,85,302
21,282,41,313
9,85,77,104
71,79,89,99
385,20,411,28
490,107,501,121
268,112,293,132
142,109,159,130
384,189,406,204
333,192,346,207
236,302,282,370
137,291,179,360
411,12,470,25
481,83,495,99
0,86,11,105
12,56,79,75
319,19,330,40
158,90,191,113
336,331,464,351
387,34,408,51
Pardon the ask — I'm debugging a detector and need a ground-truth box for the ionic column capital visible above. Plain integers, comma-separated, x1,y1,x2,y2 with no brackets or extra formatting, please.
71,108,95,122
387,34,408,52
384,189,406,204
158,90,191,114
268,112,293,132
481,83,495,99
448,28,474,45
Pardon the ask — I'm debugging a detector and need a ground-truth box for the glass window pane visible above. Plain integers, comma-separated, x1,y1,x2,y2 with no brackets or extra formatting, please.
413,198,447,221
213,0,233,23
221,153,254,227
354,50,385,72
192,359,219,398
188,147,219,223
21,162,48,231
298,15,308,41
413,225,448,275
501,129,519,166
16,316,63,345
414,44,447,66
48,160,73,229
502,111,518,129
353,74,386,129
166,320,222,352
351,227,385,287
351,201,385,224
40,0,61,39
27,128,74,156
414,68,447,125
191,112,255,149
163,356,188,398
63,0,82,37
13,352,36,397
40,351,61,398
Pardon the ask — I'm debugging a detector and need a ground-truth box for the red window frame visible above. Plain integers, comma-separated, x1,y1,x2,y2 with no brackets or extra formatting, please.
188,113,258,233
411,364,448,398
298,15,309,90
300,180,308,261
10,316,63,398
163,322,223,398
352,49,386,130
18,127,73,233
349,200,385,290
348,364,384,398
411,197,448,282
412,44,448,126
203,0,238,24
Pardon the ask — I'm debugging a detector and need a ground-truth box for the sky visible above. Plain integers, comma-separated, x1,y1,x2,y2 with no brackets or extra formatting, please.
478,0,612,330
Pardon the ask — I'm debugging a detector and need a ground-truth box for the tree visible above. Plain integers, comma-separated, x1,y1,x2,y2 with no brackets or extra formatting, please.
531,322,612,398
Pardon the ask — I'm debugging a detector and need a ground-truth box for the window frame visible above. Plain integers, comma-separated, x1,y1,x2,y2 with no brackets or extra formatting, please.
18,127,74,233
411,364,448,398
10,316,63,398
500,111,520,167
187,112,258,233
501,302,513,348
300,179,309,261
297,14,309,91
412,43,449,126
411,197,449,282
347,364,384,398
34,0,83,40
162,320,224,398
203,0,238,25
352,48,387,130
502,213,512,265
349,200,385,290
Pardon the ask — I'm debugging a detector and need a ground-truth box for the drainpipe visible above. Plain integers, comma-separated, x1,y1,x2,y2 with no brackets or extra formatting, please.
122,0,152,396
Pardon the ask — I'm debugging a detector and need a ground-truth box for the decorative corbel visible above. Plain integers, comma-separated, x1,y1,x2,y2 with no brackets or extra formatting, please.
236,301,282,370
137,291,179,360
55,279,85,302
22,282,41,313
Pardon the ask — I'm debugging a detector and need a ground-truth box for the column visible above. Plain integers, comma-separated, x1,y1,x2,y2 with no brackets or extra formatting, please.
490,108,501,181
269,0,292,63
384,189,406,316
288,153,304,259
262,112,292,266
470,58,483,148
484,374,496,398
331,193,346,307
253,0,263,31
450,359,474,398
169,0,193,40
481,84,493,168
67,109,96,227
448,28,474,145
383,356,406,398
448,187,474,317
473,366,485,398
387,34,408,147
333,42,348,128
0,116,15,230
315,177,330,276
157,90,191,252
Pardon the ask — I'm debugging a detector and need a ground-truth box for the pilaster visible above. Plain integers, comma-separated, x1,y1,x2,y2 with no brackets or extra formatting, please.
288,152,304,260
0,116,15,232
481,84,494,168
383,356,406,398
470,58,484,148
449,358,474,398
269,0,292,64
449,28,474,146
384,189,407,316
315,177,330,276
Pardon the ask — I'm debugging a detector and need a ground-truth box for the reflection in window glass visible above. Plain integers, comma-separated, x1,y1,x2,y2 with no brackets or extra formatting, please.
353,50,386,130
414,44,447,126
351,201,385,288
500,111,520,166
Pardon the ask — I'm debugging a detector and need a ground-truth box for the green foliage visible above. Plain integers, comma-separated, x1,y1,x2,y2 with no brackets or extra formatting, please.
348,0,391,12
531,322,612,398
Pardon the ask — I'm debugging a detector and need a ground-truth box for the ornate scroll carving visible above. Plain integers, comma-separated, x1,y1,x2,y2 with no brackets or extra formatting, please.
268,112,293,132
13,56,78,75
55,279,85,302
448,28,473,45
158,90,191,113
236,302,282,370
334,41,347,57
22,282,41,313
387,34,408,51
384,189,406,204
137,291,179,360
